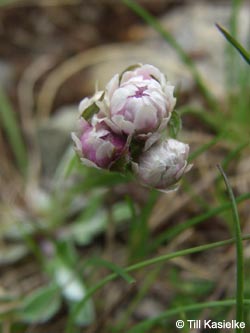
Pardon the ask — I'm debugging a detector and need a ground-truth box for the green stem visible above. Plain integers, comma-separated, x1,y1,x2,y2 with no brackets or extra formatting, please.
216,23,250,66
86,257,135,284
127,299,250,333
0,88,27,175
217,165,244,333
151,192,250,250
66,234,250,332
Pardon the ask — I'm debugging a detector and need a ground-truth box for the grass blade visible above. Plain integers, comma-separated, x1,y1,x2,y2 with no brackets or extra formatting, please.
127,299,250,333
66,234,250,333
216,23,250,65
217,165,244,333
151,192,250,251
0,88,27,175
88,257,135,284
129,190,158,261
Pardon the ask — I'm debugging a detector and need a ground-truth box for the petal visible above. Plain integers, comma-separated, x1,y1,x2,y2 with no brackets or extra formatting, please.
79,97,91,114
135,64,162,81
110,87,133,113
158,184,179,193
96,141,114,164
144,132,161,151
134,103,158,132
71,132,83,156
103,117,123,134
158,117,169,131
111,114,135,135
106,74,119,100
149,90,166,110
80,157,100,169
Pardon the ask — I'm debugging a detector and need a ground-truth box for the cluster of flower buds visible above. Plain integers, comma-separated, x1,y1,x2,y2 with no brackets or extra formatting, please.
72,64,191,191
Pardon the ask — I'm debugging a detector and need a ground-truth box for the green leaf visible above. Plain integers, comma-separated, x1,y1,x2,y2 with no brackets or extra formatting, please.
127,299,250,333
58,265,95,326
55,240,78,267
128,190,158,262
81,102,99,121
216,23,250,65
19,284,61,323
70,201,131,246
69,300,95,327
168,110,182,138
0,88,27,175
54,148,77,182
0,0,22,7
66,234,250,333
89,257,135,284
71,168,131,192
47,243,95,326
217,165,244,331
110,153,129,172
72,211,107,245
151,192,250,251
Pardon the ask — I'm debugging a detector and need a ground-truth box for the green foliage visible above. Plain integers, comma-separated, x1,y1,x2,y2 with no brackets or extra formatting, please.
0,0,20,6
86,257,135,284
128,190,158,262
127,300,250,333
218,165,244,332
216,23,250,65
0,88,27,175
168,110,182,139
46,241,95,327
151,192,250,251
64,233,250,333
18,284,61,323
81,102,99,121
71,200,131,245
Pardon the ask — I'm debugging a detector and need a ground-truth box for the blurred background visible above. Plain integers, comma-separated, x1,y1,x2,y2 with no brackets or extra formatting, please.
1,0,250,332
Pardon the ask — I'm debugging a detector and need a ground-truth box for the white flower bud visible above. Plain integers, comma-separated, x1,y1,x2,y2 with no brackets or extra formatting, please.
103,64,176,137
132,138,192,191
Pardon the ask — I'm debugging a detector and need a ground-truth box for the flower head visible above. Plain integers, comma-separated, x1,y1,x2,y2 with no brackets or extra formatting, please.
103,64,176,137
132,139,192,191
72,63,191,189
72,119,127,169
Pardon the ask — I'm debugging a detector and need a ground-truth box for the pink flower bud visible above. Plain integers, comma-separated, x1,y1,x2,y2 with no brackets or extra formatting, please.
72,119,127,169
104,64,176,137
132,139,191,191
